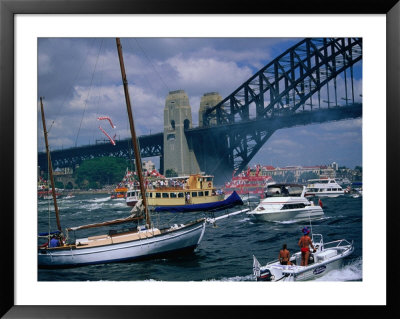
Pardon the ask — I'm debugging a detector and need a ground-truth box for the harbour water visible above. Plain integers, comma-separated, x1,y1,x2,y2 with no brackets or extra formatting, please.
38,194,362,281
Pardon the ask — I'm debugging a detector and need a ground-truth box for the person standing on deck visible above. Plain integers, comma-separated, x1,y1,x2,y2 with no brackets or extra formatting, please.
298,227,316,266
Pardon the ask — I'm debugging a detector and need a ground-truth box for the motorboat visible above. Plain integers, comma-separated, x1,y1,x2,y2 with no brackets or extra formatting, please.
253,233,354,281
247,184,324,222
126,188,141,207
305,178,345,198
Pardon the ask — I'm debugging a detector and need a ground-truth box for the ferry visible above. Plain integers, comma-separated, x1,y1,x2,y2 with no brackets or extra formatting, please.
146,174,225,208
110,186,128,199
111,168,138,200
38,179,61,200
305,178,345,198
224,165,274,200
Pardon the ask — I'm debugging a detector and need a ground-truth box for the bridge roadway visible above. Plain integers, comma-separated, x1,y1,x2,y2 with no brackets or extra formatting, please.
38,132,163,173
187,103,361,183
38,103,361,184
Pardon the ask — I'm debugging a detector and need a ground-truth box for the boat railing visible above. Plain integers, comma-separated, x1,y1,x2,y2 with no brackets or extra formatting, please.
323,238,353,249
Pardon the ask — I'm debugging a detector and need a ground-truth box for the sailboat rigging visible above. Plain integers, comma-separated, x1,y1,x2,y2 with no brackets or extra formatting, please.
40,97,62,232
38,38,207,268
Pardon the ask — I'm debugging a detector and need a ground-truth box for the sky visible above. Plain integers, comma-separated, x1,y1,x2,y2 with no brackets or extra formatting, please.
38,37,362,171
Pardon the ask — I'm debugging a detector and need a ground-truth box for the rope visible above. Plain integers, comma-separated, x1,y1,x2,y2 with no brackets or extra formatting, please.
132,38,171,93
91,39,107,144
48,38,97,134
74,39,104,147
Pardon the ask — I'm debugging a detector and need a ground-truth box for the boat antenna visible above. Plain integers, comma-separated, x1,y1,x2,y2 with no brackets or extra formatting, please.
40,97,62,232
116,38,150,228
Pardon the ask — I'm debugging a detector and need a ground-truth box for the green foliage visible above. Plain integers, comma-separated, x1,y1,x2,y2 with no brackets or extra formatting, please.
74,157,130,188
55,181,64,189
65,182,74,190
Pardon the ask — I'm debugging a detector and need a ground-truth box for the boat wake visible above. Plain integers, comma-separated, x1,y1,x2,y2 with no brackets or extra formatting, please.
88,196,111,203
272,216,329,225
315,257,362,281
206,274,254,282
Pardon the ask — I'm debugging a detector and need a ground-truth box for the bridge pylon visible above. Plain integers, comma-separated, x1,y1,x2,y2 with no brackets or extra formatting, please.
163,90,200,176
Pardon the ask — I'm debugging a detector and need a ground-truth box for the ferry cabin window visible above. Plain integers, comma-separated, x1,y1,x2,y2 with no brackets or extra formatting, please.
198,191,204,196
156,193,161,198
170,193,177,198
206,177,212,182
162,193,169,198
192,192,198,197
205,191,209,196
178,192,184,198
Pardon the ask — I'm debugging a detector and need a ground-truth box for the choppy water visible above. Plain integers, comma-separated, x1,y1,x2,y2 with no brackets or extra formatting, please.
38,194,362,281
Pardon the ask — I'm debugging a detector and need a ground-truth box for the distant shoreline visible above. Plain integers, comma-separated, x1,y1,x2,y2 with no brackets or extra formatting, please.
63,188,112,195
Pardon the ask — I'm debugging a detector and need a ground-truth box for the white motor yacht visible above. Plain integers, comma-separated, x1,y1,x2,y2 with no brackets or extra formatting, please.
305,178,344,198
247,184,324,222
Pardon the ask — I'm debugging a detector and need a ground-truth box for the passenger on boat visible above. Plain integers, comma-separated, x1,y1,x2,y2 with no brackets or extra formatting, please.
49,235,61,248
298,227,316,266
185,192,191,204
279,243,292,265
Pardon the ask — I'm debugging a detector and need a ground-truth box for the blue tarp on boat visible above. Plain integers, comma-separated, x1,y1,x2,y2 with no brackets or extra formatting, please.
154,191,243,213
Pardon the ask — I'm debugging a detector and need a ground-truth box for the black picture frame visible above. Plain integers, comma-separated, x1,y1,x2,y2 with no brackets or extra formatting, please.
1,0,398,317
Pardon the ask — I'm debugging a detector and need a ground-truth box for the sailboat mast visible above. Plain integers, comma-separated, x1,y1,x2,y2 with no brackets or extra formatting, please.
40,97,62,232
116,38,151,227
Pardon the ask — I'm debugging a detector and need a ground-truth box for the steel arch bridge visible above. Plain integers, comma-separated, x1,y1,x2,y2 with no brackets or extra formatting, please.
38,38,362,183
192,37,362,179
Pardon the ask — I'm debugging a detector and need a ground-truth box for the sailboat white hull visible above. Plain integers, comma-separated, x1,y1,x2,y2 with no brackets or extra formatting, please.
38,219,206,268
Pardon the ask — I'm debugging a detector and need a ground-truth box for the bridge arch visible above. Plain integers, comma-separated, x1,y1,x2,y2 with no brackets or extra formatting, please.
197,38,362,179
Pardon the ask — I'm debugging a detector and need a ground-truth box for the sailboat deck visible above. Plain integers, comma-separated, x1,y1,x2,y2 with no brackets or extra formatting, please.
76,229,162,248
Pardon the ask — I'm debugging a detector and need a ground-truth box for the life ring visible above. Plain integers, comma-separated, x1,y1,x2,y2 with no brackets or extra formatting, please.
208,182,211,188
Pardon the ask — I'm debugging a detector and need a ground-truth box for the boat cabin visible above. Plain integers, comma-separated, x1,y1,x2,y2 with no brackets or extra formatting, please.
265,184,304,198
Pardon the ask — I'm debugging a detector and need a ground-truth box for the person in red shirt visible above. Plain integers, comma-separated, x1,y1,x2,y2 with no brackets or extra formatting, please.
298,227,316,266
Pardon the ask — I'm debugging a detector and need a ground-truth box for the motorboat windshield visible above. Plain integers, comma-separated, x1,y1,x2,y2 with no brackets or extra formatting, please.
265,184,304,198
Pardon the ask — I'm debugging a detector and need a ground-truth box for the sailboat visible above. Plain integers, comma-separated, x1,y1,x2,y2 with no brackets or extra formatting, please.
38,38,207,268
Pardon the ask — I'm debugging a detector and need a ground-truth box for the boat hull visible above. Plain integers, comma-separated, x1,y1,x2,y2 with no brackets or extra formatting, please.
305,192,344,198
249,206,324,222
154,191,243,213
38,219,206,268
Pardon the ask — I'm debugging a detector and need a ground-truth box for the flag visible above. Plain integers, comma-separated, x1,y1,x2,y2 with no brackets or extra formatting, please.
253,255,261,277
